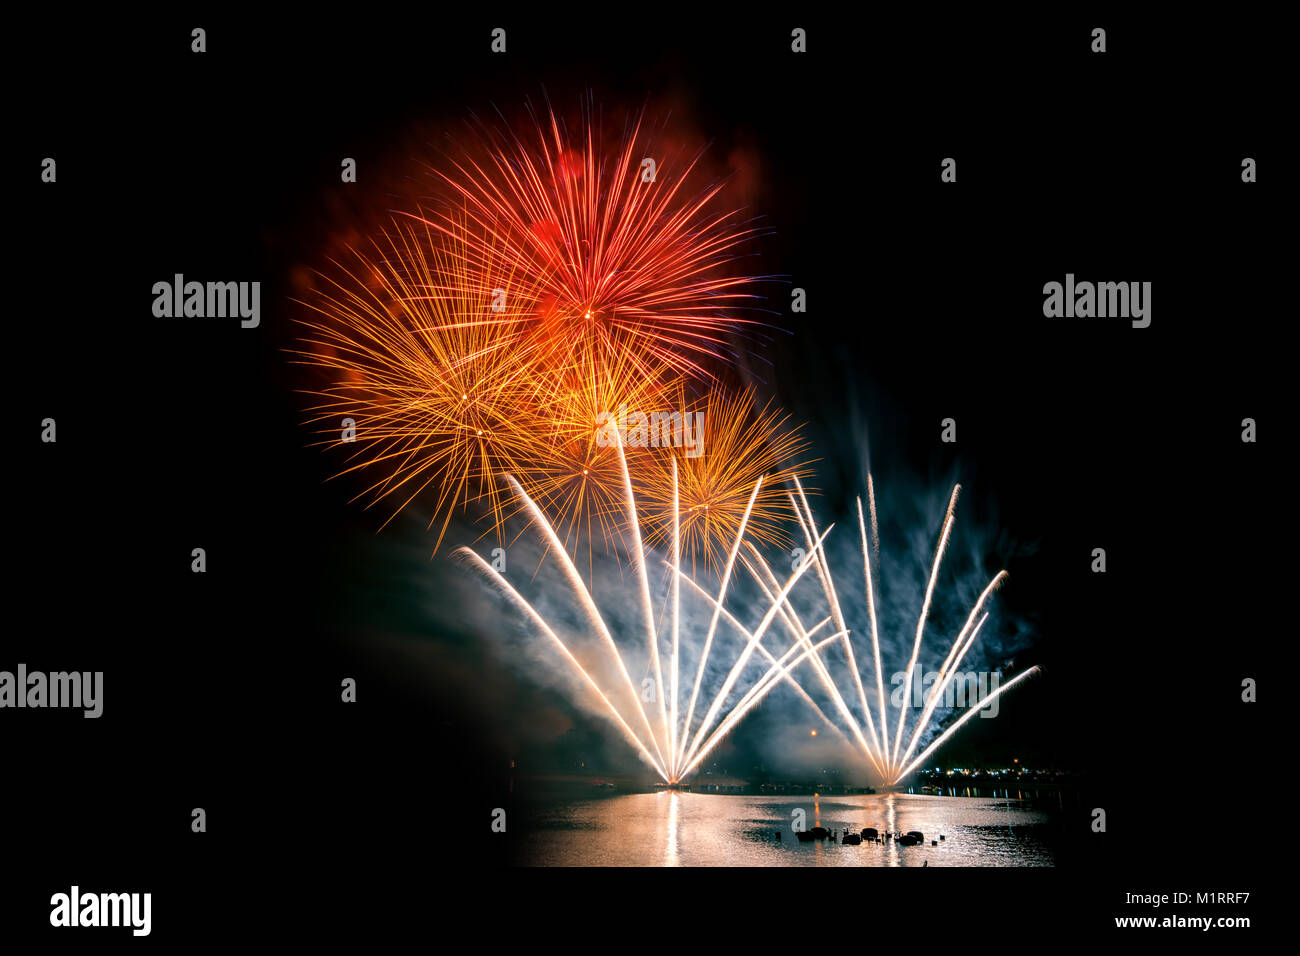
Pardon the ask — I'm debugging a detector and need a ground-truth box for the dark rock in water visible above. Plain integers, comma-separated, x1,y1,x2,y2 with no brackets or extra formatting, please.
861,827,878,841
795,830,816,843
843,833,862,845
931,840,938,845
906,830,924,844
810,826,830,841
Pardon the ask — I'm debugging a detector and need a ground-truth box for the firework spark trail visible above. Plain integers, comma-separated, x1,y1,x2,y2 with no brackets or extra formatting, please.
608,421,673,765
866,474,880,554
675,477,762,773
777,476,1035,785
783,505,892,778
894,570,1010,774
670,567,847,744
678,525,834,773
791,477,884,764
458,549,666,779
894,667,1042,781
501,472,667,772
680,631,848,779
893,611,990,775
889,483,960,769
739,547,887,781
856,496,891,775
737,546,839,688
461,431,833,783
670,457,681,774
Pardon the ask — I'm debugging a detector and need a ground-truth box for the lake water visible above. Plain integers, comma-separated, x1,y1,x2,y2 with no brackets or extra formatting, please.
516,791,1057,866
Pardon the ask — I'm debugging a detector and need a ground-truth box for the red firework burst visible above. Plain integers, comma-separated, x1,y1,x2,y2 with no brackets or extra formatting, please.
414,99,767,381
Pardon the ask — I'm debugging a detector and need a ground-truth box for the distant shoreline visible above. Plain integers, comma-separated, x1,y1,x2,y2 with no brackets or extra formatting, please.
507,775,1078,799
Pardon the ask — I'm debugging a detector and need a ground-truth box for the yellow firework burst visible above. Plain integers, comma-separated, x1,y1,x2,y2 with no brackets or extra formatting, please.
511,341,678,571
291,214,543,552
637,387,815,576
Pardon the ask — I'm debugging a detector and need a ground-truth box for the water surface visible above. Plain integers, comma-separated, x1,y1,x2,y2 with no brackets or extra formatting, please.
517,791,1056,866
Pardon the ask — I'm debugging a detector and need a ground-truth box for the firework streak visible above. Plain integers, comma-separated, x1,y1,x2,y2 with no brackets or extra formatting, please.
459,425,1036,784
295,103,807,565
294,99,1038,781
758,477,1040,785
417,103,767,382
457,426,837,783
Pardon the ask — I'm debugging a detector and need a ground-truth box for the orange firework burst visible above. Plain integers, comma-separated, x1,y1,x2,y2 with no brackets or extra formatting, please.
291,97,816,569
292,215,543,552
637,388,815,576
509,342,678,571
417,100,766,381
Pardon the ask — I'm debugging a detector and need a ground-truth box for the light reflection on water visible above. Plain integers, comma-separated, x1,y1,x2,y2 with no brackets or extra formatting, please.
665,791,680,866
518,791,1056,866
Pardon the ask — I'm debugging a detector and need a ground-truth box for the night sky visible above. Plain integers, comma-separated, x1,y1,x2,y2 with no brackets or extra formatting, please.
11,9,1277,940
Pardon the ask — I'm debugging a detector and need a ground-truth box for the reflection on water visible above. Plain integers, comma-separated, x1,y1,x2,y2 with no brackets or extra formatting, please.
518,791,1056,866
665,791,679,867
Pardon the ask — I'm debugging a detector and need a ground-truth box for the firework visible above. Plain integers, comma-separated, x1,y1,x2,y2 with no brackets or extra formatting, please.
417,100,767,381
509,341,677,571
457,427,841,784
292,215,543,552
755,477,1040,785
293,96,801,565
638,387,815,576
456,418,1038,783
293,220,808,569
